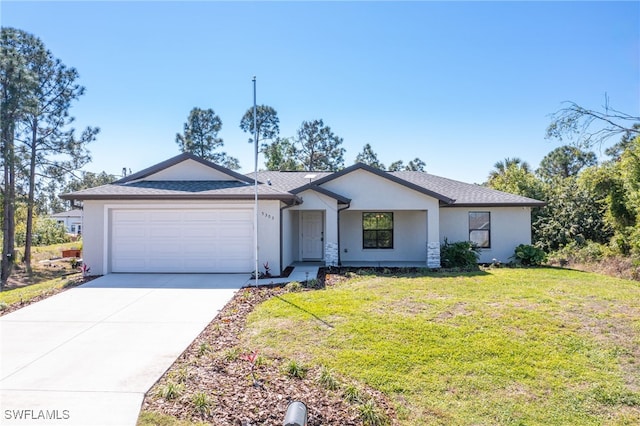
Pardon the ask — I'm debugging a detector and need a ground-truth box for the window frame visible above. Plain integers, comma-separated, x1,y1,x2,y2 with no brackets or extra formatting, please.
469,211,491,248
362,212,394,249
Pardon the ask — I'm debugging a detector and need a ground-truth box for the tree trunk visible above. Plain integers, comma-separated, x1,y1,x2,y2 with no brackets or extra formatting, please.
1,123,16,288
24,117,38,272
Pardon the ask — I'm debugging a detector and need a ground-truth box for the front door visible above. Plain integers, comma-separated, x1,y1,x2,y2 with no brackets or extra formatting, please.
301,211,323,260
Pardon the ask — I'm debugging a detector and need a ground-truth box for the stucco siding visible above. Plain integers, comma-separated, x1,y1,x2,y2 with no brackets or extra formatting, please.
82,199,280,275
439,206,532,263
322,169,438,210
340,210,428,263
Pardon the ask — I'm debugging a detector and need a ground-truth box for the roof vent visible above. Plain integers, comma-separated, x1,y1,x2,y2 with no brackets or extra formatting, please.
267,179,272,186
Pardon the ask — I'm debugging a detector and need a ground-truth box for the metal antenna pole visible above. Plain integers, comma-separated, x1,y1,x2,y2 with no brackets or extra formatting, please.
253,76,259,287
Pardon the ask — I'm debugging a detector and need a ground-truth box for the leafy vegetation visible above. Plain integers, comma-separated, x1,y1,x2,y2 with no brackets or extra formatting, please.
243,268,640,425
439,239,479,269
512,244,547,266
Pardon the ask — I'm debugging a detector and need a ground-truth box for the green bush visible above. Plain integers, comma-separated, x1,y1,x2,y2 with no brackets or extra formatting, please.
512,244,547,266
15,217,70,247
440,239,479,269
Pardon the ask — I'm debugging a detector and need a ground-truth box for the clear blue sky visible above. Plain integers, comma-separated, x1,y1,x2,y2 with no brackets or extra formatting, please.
2,1,638,183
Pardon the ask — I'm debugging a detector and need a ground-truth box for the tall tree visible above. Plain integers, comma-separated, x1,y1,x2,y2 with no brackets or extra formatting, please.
488,157,531,181
537,145,597,181
0,28,41,287
546,96,640,149
175,107,240,169
296,119,345,171
405,158,426,172
355,143,385,169
388,160,405,171
262,137,301,171
239,104,279,145
15,44,97,271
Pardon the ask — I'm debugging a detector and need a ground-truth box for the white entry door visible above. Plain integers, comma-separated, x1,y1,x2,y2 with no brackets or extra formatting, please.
301,211,323,260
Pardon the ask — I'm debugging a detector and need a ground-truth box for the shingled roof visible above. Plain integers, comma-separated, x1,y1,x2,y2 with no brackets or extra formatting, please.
254,164,544,207
61,155,544,207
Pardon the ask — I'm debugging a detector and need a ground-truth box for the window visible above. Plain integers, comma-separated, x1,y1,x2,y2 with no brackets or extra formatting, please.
469,212,490,248
363,212,393,249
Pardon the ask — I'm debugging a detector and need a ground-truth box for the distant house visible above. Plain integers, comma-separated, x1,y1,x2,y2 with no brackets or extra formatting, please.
50,209,83,235
61,153,544,276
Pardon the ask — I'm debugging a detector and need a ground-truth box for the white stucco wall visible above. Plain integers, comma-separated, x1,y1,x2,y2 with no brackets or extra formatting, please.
141,159,239,181
81,199,280,276
439,206,533,263
340,210,428,262
320,169,441,265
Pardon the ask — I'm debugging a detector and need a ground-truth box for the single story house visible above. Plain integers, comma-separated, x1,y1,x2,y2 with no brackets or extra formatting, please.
61,153,544,276
50,209,83,235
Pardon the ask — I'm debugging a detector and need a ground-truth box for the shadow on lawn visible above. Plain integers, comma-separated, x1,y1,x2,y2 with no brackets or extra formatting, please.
274,294,335,329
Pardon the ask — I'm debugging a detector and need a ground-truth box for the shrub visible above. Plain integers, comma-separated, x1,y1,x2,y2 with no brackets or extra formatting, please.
358,398,389,426
156,381,184,400
342,384,362,404
512,244,547,266
283,359,308,379
191,392,213,415
317,366,340,391
285,281,303,293
440,239,479,269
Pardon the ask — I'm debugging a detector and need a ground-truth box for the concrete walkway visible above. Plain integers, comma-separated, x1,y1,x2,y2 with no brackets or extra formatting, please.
247,264,321,286
0,274,247,426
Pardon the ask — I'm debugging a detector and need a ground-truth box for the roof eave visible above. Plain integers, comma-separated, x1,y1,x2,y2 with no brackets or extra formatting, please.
59,193,300,202
442,202,546,208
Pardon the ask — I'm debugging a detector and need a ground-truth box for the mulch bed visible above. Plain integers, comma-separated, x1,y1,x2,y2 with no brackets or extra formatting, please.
141,271,398,425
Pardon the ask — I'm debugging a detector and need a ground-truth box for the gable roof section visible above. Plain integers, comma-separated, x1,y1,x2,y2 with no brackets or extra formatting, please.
115,152,255,184
308,163,457,204
61,153,299,203
290,184,351,204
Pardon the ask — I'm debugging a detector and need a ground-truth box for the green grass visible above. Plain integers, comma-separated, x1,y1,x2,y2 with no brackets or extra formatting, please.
137,411,208,426
0,274,81,308
243,267,640,425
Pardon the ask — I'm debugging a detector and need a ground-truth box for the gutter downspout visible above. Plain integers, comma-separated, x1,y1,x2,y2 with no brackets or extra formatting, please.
336,202,351,267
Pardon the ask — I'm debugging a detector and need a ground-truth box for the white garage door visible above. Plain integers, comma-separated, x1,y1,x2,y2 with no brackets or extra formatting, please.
111,209,254,273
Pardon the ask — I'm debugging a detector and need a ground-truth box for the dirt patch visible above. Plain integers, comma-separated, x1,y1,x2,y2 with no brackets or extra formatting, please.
141,282,398,425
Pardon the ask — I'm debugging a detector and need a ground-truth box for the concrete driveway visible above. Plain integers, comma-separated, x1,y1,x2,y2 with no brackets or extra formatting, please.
0,273,247,426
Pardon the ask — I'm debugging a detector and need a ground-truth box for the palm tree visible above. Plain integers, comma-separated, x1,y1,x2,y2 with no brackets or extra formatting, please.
488,157,531,181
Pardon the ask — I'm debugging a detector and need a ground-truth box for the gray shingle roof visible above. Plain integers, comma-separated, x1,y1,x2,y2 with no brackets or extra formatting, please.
61,156,544,207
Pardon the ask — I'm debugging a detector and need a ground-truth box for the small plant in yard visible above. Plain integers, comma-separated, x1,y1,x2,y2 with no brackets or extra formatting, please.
304,278,322,289
285,281,303,293
190,392,213,415
283,359,308,379
342,384,362,404
79,263,91,277
317,366,340,391
241,349,261,385
197,343,212,357
168,367,189,384
157,381,184,400
222,347,241,362
263,262,272,278
512,244,547,266
440,238,479,269
358,398,389,426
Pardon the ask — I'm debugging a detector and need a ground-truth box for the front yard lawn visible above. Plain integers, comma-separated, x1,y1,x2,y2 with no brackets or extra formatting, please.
243,268,640,425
